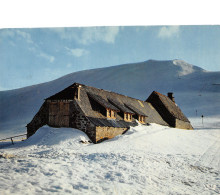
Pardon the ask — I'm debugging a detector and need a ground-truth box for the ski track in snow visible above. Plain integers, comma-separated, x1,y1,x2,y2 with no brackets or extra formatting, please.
0,119,220,195
195,136,220,170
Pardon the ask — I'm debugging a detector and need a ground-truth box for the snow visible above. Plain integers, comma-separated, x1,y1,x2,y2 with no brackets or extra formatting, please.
173,59,195,76
0,117,220,195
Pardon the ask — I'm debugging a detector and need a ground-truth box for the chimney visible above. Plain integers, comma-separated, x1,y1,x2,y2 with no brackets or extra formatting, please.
74,84,82,100
167,92,175,103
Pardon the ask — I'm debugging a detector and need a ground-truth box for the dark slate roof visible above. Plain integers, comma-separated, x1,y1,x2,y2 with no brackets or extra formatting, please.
125,104,147,116
77,84,168,126
87,93,120,111
108,98,135,114
46,83,76,100
147,91,189,122
45,82,169,126
87,117,138,128
143,102,168,126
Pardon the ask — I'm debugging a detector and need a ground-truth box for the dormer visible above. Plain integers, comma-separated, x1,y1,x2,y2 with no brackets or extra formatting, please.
124,104,147,124
124,112,133,122
87,93,120,119
106,109,117,119
108,98,135,122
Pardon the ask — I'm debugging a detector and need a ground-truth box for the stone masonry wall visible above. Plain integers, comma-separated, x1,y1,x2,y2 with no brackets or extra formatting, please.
96,126,128,143
69,100,96,143
27,102,49,138
175,119,193,130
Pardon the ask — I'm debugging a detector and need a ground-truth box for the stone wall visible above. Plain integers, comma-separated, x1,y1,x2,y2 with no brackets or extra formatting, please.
27,102,49,138
96,126,128,143
69,100,96,142
175,119,193,130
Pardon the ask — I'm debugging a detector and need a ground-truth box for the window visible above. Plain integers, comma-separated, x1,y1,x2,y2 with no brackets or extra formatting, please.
124,113,132,122
107,109,111,118
107,109,116,119
138,115,145,123
111,110,116,119
124,113,127,120
112,110,116,118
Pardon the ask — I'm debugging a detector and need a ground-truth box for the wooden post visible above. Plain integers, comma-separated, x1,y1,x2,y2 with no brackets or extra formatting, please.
201,115,204,126
78,85,81,101
11,138,14,145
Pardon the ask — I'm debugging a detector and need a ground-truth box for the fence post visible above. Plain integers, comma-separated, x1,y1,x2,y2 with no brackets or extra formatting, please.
11,138,14,145
201,115,204,127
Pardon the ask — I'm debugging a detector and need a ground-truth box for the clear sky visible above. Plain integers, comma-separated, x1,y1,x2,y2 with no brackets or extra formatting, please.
0,25,220,90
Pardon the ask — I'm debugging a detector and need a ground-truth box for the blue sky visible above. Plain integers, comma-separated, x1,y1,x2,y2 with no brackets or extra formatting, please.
0,25,220,90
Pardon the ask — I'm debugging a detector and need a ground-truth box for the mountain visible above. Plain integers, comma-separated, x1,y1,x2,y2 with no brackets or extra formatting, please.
0,59,220,137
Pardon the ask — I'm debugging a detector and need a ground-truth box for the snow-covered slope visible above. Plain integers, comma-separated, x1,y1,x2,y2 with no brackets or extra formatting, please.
0,120,219,194
0,59,220,137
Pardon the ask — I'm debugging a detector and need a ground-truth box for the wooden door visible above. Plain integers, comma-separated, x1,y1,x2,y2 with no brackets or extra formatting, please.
49,102,70,127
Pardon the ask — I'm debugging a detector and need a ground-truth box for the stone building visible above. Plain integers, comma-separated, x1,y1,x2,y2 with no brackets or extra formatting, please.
146,91,193,130
27,83,193,143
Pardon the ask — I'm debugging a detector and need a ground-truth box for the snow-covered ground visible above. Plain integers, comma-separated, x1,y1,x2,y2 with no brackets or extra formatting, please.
0,117,219,195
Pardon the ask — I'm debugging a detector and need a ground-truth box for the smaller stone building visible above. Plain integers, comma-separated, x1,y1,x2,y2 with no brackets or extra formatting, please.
27,83,193,143
146,91,193,130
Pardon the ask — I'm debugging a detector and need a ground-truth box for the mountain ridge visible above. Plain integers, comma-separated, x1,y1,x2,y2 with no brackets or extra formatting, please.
0,59,207,92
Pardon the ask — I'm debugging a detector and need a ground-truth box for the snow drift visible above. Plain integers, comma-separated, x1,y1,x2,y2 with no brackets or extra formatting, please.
0,120,219,194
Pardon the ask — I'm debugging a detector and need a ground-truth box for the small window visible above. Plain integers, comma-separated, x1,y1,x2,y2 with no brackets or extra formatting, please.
138,115,145,123
107,109,116,119
111,110,116,119
141,116,142,122
124,113,132,122
124,113,127,120
106,109,111,118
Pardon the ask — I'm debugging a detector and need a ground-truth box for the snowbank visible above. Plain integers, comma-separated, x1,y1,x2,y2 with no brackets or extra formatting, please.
20,126,90,147
0,120,219,194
